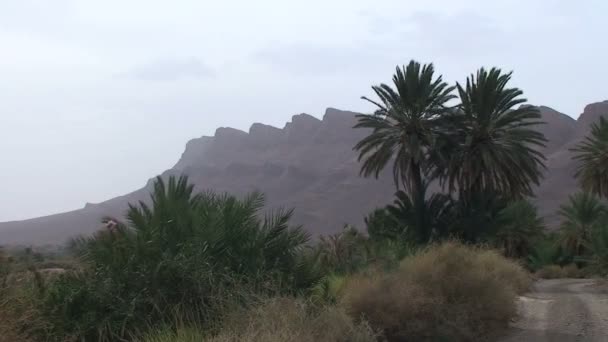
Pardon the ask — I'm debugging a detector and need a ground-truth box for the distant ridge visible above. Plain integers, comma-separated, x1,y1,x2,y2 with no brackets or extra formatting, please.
1,102,607,245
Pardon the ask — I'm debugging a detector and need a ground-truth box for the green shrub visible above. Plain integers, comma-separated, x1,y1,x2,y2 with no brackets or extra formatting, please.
342,241,527,341
38,176,324,341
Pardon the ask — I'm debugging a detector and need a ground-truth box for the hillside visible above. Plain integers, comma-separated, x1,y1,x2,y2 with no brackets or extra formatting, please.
0,102,607,245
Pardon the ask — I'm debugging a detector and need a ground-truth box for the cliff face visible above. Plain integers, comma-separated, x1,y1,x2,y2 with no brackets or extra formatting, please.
0,103,607,245
534,101,608,226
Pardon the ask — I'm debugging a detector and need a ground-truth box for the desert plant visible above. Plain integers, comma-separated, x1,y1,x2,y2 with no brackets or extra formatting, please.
535,264,583,279
39,175,324,341
572,116,608,198
535,265,565,279
342,242,527,341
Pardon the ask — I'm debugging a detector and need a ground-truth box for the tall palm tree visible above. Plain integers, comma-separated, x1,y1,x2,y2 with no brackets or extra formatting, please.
354,60,455,242
442,68,546,200
572,116,608,198
557,192,606,258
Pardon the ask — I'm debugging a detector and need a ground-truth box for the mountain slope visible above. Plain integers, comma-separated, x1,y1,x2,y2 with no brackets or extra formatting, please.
0,103,606,245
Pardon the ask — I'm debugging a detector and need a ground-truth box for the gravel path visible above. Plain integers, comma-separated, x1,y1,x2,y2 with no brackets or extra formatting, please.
500,279,608,341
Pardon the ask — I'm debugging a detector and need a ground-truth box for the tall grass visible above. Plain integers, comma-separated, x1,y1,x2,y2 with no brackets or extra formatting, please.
142,297,377,342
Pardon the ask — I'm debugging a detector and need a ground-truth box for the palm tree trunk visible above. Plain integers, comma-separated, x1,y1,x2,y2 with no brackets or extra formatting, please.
409,160,428,243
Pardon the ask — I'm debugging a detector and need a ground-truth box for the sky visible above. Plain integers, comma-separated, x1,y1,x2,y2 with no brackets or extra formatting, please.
0,0,607,221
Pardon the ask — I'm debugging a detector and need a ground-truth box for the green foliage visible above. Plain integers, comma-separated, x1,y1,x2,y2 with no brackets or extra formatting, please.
386,189,452,243
355,60,455,243
354,60,456,190
557,192,607,259
494,200,545,258
39,175,323,341
572,116,608,198
364,208,402,241
355,62,547,244
527,235,566,271
445,190,507,243
442,68,546,199
584,224,608,275
311,273,349,304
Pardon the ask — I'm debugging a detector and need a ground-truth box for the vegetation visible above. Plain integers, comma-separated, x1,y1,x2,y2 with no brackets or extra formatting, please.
342,242,530,341
557,192,606,260
2,59,608,341
572,116,608,197
355,62,546,244
494,200,545,259
354,61,455,243
36,176,322,341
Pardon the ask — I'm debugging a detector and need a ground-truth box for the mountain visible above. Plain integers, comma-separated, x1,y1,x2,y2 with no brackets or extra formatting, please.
534,101,608,226
0,103,607,245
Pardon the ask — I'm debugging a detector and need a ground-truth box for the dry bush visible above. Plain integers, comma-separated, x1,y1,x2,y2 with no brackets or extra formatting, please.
475,248,532,294
0,285,46,342
143,297,377,342
342,241,527,341
210,297,377,342
561,264,584,278
536,265,564,279
536,264,585,279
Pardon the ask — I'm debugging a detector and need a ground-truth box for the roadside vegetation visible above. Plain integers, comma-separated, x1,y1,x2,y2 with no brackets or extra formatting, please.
1,59,608,341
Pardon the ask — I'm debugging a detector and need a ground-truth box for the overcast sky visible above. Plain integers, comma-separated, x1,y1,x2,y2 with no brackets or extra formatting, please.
0,0,606,222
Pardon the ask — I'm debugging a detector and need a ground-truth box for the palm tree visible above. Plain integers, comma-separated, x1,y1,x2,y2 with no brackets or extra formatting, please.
354,60,455,242
494,200,545,258
386,190,452,242
57,175,322,341
557,192,606,259
572,116,608,198
317,225,368,273
442,68,546,200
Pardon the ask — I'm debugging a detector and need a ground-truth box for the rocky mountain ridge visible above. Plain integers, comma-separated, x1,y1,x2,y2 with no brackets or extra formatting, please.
0,102,607,245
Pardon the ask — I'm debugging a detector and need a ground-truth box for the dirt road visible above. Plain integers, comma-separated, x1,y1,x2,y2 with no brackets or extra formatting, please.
501,279,608,341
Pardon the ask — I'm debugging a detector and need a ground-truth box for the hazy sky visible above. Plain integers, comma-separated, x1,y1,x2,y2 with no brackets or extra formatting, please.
1,0,607,221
